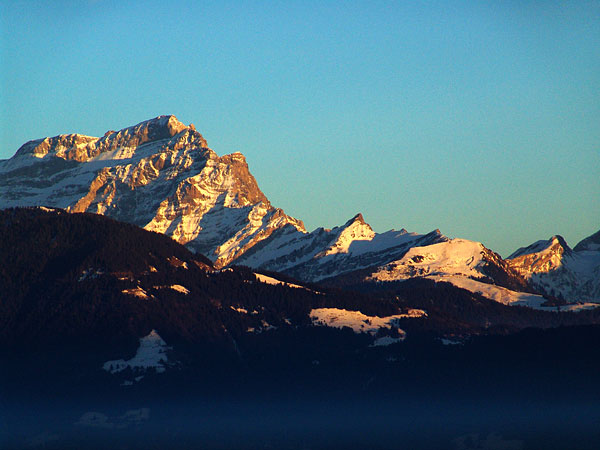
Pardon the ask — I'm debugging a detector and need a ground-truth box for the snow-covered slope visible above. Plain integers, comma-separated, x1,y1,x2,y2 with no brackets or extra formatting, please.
235,213,448,282
0,116,303,267
361,238,569,309
507,232,600,303
369,239,493,281
310,307,426,334
238,224,570,311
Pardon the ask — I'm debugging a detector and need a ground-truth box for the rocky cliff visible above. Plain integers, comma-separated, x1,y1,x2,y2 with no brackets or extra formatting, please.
0,115,304,267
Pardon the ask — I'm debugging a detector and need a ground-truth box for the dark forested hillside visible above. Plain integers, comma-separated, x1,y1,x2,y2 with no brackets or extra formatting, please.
0,207,219,351
2,208,600,449
0,208,411,364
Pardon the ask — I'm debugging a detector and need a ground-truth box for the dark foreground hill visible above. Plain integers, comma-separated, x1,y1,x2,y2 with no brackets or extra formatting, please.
1,208,600,449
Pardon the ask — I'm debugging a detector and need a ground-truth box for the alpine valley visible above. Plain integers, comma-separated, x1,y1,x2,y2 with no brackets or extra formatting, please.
2,116,600,450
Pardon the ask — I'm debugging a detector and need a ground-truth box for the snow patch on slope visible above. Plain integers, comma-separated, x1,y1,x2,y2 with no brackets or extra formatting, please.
309,308,425,335
121,287,149,299
342,229,416,257
102,330,170,376
153,284,190,295
371,336,405,346
254,273,304,289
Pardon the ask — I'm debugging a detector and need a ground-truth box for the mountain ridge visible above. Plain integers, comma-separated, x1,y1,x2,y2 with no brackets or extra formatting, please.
13,115,192,162
1,115,598,306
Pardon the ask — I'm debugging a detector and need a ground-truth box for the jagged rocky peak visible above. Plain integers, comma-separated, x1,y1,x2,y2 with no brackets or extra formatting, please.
551,235,570,251
349,212,367,225
574,229,600,252
13,115,201,163
97,115,193,153
508,235,571,260
507,235,572,277
318,213,375,256
1,115,307,271
505,231,600,302
221,151,246,163
343,213,376,240
427,228,443,239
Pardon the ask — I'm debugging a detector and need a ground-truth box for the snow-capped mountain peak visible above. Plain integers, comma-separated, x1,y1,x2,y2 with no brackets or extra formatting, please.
360,238,564,309
318,213,376,256
507,235,573,277
508,235,570,264
0,116,302,268
234,214,449,283
507,232,600,302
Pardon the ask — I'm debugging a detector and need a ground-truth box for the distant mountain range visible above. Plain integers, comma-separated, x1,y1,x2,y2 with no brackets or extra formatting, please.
2,115,598,308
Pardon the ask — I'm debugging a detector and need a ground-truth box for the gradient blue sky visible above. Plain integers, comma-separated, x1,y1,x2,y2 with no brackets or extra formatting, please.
1,1,598,256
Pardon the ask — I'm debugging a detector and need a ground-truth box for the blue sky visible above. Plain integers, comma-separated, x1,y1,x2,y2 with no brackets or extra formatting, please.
1,0,598,256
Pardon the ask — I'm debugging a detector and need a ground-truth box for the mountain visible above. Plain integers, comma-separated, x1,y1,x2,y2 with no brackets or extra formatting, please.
0,115,304,268
507,232,600,303
318,237,593,311
236,217,575,310
235,213,448,282
574,229,600,252
2,117,446,283
2,115,597,310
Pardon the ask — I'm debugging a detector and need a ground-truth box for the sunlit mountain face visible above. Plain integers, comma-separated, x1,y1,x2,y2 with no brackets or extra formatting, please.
2,116,599,310
0,116,304,269
2,118,600,449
